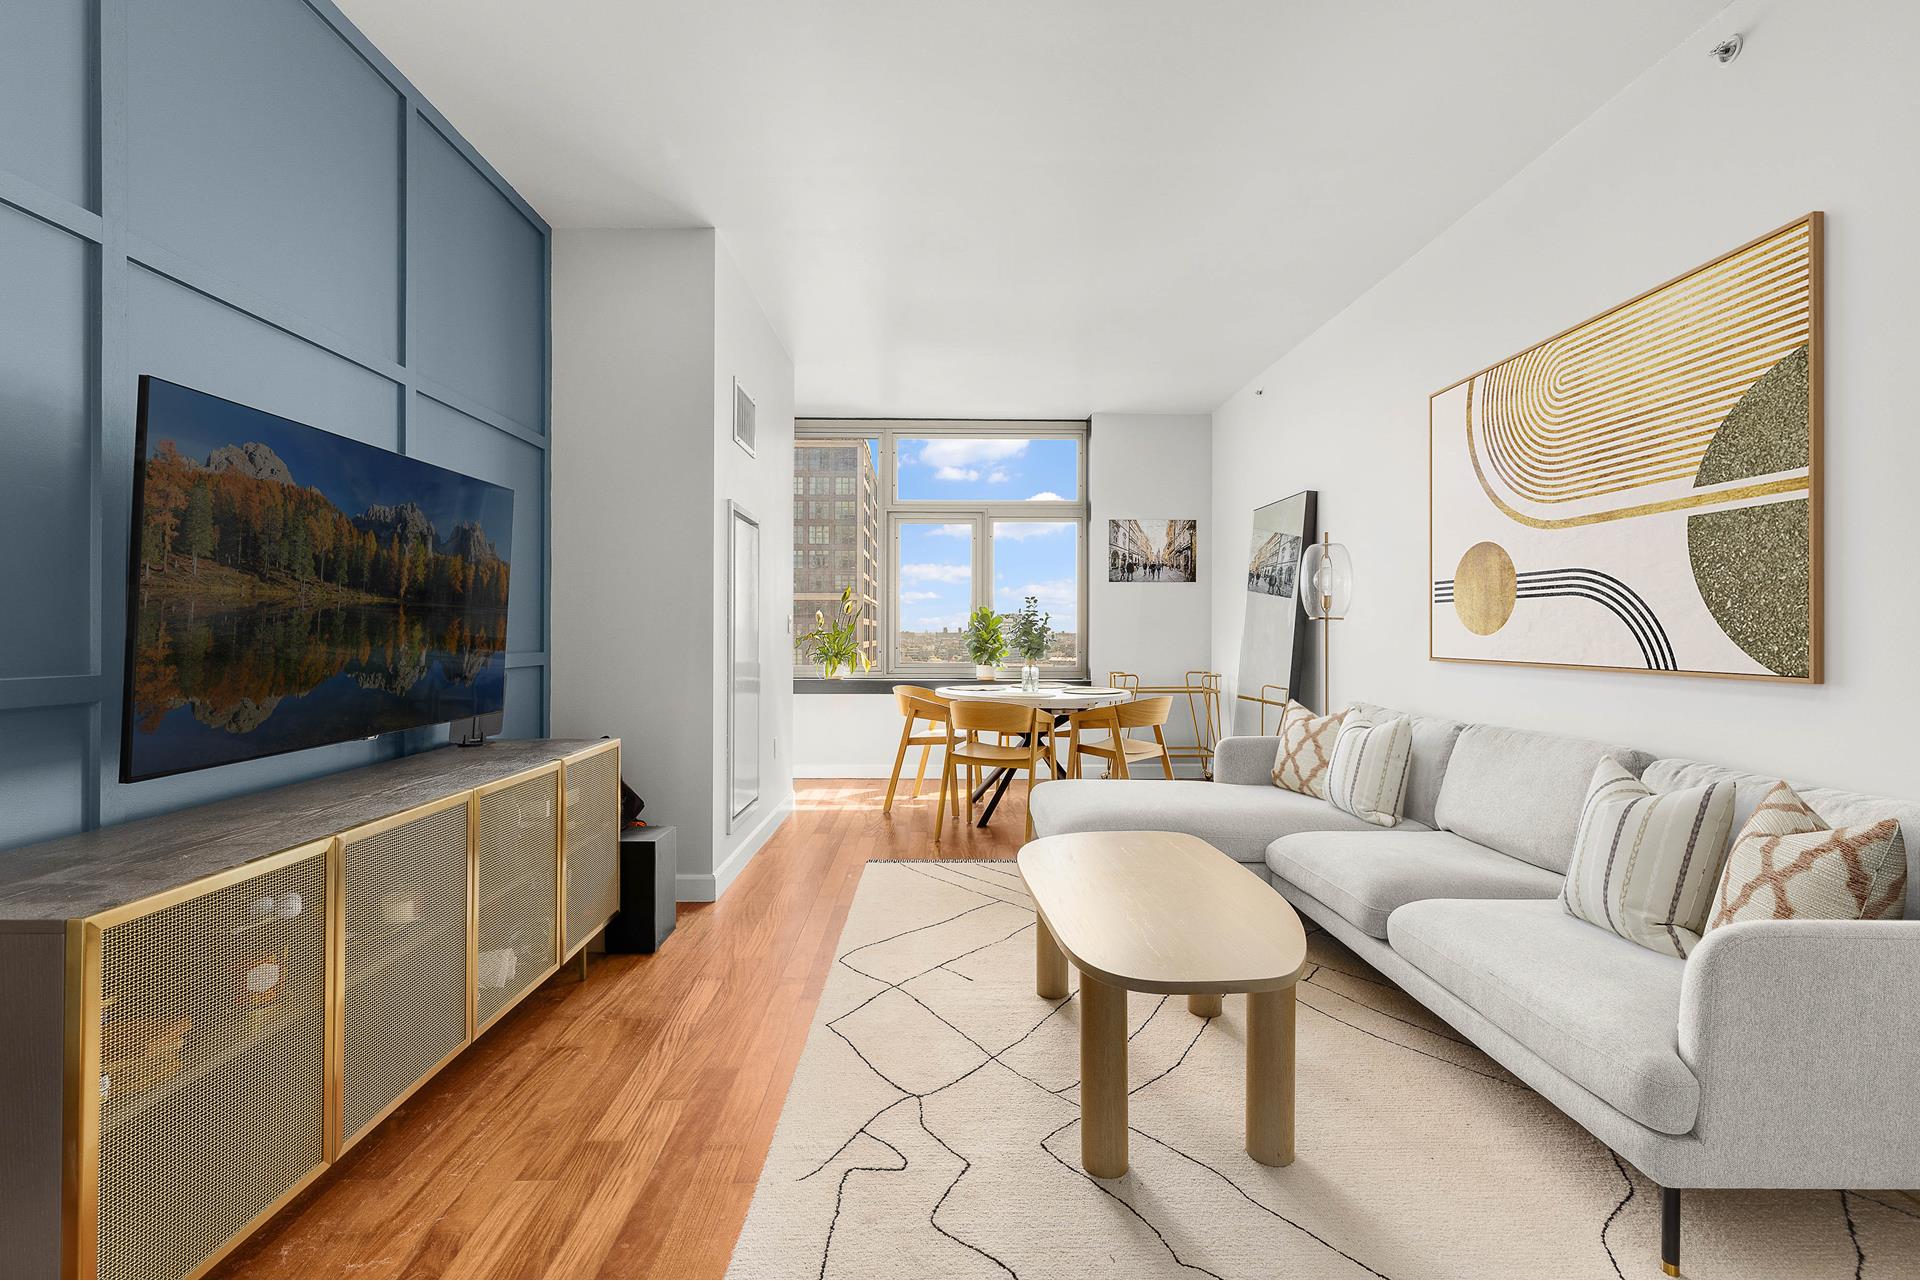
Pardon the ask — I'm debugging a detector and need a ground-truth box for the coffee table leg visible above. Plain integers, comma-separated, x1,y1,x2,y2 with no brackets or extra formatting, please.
1035,914,1068,999
1246,985,1296,1167
1080,975,1128,1178
1187,992,1222,1017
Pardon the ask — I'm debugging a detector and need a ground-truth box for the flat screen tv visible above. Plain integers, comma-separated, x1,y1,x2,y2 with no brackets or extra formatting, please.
120,376,514,783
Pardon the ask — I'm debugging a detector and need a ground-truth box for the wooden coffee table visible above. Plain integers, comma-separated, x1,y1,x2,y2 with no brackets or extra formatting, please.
1017,830,1309,1178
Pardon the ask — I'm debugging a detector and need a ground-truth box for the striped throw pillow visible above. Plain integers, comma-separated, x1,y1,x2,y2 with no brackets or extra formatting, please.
1707,782,1907,930
1325,715,1412,827
1561,757,1736,958
1270,701,1345,798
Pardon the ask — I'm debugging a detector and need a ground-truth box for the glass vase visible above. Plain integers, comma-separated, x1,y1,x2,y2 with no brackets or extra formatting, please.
1020,662,1040,692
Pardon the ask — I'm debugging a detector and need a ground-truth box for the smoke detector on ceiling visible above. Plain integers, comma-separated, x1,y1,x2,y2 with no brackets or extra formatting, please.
1709,34,1743,64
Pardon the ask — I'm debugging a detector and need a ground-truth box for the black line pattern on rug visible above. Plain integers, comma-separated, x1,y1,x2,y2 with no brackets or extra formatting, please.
1856,1192,1920,1222
1303,957,1400,990
794,930,1084,1183
1035,1013,1387,1281
917,1095,1019,1279
897,861,1036,908
800,866,1096,1274
1295,991,1520,1087
1599,1149,1634,1279
1301,971,1472,1046
1129,1129,1388,1280
921,861,1034,894
818,1130,907,1281
1037,1114,1219,1280
1842,1190,1866,1280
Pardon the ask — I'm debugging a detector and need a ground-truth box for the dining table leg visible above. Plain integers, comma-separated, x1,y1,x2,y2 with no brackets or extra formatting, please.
975,714,1070,827
976,760,1020,826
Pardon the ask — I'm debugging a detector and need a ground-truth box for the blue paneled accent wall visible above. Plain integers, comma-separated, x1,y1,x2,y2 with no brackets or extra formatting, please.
0,0,551,849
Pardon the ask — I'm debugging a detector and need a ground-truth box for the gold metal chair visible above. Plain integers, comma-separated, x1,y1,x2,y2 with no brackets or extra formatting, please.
883,686,961,817
1066,695,1176,780
937,699,1047,842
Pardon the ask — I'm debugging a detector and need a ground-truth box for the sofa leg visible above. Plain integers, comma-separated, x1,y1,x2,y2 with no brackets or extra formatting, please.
1660,1185,1681,1277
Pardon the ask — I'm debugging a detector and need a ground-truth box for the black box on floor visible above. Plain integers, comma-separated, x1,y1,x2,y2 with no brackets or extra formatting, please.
606,824,677,953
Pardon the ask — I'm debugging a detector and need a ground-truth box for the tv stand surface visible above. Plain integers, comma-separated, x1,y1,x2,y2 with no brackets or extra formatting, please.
0,739,602,924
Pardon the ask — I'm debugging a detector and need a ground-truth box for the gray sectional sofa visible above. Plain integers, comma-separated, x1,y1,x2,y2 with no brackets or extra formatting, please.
1029,701,1920,1277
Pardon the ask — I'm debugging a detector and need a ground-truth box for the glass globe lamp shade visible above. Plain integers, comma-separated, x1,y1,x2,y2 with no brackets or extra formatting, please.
1298,539,1353,621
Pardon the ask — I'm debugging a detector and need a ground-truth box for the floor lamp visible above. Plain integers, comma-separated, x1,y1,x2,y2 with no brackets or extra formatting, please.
1298,532,1353,714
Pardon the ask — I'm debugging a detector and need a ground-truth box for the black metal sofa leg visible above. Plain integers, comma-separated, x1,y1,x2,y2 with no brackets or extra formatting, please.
1661,1185,1681,1277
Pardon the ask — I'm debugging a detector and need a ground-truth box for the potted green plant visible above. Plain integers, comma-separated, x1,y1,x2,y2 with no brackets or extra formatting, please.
1011,595,1053,691
801,586,871,679
963,605,1008,680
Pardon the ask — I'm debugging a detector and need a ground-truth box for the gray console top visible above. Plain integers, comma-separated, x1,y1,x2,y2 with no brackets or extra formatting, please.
0,739,613,924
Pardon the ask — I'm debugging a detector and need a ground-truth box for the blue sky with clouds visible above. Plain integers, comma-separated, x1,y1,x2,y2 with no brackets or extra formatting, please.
893,438,1079,632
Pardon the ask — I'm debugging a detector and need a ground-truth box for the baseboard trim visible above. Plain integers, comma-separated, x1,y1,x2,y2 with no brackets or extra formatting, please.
795,763,897,779
676,791,795,902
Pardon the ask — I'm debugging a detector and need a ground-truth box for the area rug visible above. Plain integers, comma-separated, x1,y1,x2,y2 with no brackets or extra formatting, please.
728,861,1920,1279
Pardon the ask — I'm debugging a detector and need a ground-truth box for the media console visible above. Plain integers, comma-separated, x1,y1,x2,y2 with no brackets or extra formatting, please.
0,738,621,1279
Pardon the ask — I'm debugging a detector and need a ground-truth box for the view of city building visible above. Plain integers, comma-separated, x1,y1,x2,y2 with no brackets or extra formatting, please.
1106,518,1196,583
792,439,880,670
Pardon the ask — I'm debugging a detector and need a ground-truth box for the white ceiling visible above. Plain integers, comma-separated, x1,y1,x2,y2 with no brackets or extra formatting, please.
339,0,1727,418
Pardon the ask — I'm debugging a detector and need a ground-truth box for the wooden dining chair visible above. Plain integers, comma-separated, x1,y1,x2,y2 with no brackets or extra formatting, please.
936,699,1046,842
1066,695,1176,780
883,686,962,817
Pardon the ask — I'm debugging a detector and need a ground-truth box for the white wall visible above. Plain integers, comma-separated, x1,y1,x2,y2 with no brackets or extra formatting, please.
551,228,796,900
712,237,797,891
1210,0,1920,800
1088,413,1212,681
1088,413,1212,776
794,413,1214,778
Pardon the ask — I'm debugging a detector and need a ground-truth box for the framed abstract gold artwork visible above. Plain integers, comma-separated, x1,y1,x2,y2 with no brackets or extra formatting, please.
1429,213,1822,682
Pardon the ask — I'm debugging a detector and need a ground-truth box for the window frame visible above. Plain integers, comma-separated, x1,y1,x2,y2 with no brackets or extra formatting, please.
796,419,1090,682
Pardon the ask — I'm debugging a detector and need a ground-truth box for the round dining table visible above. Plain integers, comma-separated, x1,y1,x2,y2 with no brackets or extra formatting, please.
933,684,1134,827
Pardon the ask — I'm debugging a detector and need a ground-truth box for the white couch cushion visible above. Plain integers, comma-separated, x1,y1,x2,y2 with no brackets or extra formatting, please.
1388,898,1699,1135
1432,723,1652,873
1347,701,1465,828
1561,758,1737,958
1645,757,1920,918
1708,781,1907,930
1268,829,1563,939
1271,702,1346,798
1028,779,1422,864
1325,715,1412,827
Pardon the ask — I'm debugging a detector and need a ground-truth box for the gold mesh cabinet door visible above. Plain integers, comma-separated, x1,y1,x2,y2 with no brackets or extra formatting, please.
475,769,559,1028
563,744,620,956
95,847,328,1279
339,799,470,1149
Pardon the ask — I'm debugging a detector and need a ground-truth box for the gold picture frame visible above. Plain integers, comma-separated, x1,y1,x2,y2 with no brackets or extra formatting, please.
1429,213,1823,682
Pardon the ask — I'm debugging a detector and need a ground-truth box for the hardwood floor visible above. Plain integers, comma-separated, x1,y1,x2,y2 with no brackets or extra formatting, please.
217,776,1034,1280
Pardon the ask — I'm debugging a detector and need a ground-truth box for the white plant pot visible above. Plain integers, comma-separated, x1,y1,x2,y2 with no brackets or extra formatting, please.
974,664,998,681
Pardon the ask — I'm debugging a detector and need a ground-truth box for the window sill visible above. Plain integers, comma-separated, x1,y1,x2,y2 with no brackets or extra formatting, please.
794,675,1093,695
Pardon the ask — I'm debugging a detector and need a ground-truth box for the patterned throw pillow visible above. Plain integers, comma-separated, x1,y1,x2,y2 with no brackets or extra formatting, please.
1707,782,1907,930
1561,757,1736,958
1270,702,1345,799
1325,715,1412,827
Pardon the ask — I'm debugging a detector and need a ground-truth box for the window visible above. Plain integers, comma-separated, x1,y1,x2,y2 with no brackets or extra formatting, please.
992,519,1080,666
895,519,974,665
894,435,1082,502
792,437,882,671
794,421,1088,678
